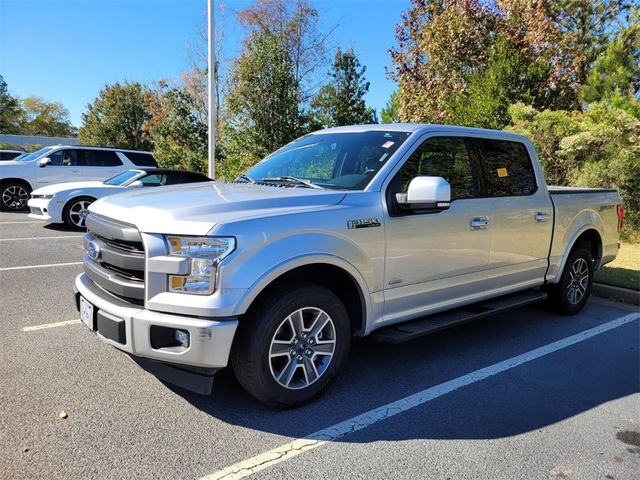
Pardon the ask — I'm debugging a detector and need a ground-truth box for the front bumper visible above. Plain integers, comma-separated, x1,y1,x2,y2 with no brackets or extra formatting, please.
27,198,55,222
74,273,238,370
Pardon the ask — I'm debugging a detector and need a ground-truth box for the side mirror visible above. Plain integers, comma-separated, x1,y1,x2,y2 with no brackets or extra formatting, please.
395,176,451,212
128,180,143,188
38,157,51,168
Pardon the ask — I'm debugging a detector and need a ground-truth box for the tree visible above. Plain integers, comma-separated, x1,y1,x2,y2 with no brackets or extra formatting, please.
310,48,376,128
580,10,640,115
79,82,152,150
446,36,550,129
389,0,633,123
236,0,334,103
381,91,400,124
0,75,22,134
19,96,76,137
145,81,208,173
389,0,499,123
219,28,304,179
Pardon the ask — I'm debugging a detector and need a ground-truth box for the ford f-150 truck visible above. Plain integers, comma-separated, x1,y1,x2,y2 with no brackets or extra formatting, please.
74,124,624,406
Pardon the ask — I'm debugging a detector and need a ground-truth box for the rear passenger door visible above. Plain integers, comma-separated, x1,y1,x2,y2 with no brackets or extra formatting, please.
473,138,553,290
77,150,125,181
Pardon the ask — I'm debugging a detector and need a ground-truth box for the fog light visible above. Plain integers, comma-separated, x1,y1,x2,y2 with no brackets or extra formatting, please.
175,329,189,347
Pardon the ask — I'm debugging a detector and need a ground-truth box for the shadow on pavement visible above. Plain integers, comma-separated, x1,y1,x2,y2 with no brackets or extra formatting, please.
164,301,639,442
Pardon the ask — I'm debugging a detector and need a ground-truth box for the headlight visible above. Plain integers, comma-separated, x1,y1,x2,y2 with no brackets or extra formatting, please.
30,194,54,199
166,236,235,295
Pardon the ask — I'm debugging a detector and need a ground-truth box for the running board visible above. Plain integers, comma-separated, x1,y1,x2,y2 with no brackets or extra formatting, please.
373,289,547,344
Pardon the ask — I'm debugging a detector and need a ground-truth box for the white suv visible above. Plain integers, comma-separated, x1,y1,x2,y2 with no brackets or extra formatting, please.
0,145,157,211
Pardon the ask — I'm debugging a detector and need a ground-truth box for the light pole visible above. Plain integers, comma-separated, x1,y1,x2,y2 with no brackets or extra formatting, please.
207,0,216,179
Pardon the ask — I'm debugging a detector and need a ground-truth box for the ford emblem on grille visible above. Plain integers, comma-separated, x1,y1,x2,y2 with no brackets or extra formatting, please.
87,240,101,261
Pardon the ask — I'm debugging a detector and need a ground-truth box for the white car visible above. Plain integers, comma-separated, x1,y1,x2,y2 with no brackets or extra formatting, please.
28,168,211,229
0,145,157,211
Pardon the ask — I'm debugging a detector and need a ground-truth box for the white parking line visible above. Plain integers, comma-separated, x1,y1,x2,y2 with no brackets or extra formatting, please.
23,320,81,331
201,312,640,480
0,235,84,242
0,221,44,224
0,262,83,271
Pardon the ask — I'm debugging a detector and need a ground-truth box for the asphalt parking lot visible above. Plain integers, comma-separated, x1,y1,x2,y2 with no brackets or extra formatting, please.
1,210,638,480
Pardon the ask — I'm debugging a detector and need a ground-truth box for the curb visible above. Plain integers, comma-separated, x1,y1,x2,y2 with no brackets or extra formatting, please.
593,283,640,306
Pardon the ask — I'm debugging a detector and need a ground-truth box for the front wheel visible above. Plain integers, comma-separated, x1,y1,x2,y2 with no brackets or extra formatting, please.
547,245,594,315
63,197,94,229
1,182,31,211
231,284,351,407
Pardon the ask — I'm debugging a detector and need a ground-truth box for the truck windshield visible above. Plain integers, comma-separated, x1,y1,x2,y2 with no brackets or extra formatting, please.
17,146,55,162
244,130,411,190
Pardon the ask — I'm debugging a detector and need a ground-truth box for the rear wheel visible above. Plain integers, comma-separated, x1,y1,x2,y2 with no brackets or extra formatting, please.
1,182,31,211
231,284,351,407
63,197,94,229
547,245,594,315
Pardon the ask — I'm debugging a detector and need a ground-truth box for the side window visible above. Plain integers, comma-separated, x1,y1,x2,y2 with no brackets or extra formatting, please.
141,174,167,186
47,149,77,166
124,152,157,167
78,150,122,167
475,139,536,196
392,137,478,200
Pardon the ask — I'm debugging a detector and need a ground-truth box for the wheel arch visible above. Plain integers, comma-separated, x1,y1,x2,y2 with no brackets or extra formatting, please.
555,227,603,282
234,257,370,336
62,195,97,226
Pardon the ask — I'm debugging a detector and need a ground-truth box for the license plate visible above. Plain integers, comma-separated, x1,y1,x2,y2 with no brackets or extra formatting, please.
80,296,94,330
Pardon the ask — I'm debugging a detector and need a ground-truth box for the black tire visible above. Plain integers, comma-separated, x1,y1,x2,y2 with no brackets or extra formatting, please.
63,196,95,230
547,244,594,315
231,283,351,407
1,181,31,211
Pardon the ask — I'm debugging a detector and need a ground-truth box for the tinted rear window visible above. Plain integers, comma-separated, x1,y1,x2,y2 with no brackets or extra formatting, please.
0,151,22,160
124,152,157,167
79,150,122,167
475,139,536,196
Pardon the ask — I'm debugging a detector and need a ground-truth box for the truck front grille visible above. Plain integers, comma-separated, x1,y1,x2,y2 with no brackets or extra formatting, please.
84,214,145,301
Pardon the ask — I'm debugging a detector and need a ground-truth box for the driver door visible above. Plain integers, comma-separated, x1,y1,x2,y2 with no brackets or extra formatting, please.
382,136,493,325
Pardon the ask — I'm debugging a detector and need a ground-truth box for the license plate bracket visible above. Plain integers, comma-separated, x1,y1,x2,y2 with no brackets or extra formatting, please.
80,296,95,330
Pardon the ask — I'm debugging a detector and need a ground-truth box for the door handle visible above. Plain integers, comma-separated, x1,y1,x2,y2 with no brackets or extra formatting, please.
470,217,489,230
535,212,550,222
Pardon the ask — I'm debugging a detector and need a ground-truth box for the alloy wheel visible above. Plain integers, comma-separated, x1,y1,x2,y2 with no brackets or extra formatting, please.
268,307,336,390
2,185,28,210
566,257,589,305
68,200,92,228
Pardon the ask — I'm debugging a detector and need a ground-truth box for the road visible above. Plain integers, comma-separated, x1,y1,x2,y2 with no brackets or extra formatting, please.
1,210,638,480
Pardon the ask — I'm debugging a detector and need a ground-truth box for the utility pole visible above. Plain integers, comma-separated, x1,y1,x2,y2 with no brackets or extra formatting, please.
207,0,216,179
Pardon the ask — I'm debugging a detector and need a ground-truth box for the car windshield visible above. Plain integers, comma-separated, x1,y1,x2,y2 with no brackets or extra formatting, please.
244,130,411,190
103,170,142,186
17,146,55,162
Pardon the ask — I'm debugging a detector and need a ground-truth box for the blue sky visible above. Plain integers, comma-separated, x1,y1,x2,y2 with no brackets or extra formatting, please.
0,0,410,127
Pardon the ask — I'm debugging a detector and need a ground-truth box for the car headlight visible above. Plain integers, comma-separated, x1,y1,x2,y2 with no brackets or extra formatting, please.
30,194,54,199
166,236,235,295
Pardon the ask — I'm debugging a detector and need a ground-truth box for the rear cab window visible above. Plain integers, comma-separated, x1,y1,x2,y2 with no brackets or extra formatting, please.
474,139,536,196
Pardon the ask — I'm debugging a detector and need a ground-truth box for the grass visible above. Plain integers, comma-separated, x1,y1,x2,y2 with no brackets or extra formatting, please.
594,242,640,291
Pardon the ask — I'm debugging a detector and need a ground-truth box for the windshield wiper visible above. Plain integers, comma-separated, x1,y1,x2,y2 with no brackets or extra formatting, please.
236,173,256,184
261,176,323,189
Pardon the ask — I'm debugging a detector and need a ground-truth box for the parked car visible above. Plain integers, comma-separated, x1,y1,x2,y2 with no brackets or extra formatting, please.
0,145,157,211
28,169,211,229
73,124,623,407
0,150,26,161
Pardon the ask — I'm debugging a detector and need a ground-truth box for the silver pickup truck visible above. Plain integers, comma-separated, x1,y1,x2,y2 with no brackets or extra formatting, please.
74,124,624,406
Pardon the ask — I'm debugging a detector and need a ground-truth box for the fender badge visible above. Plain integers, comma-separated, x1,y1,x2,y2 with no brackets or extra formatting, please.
347,218,381,229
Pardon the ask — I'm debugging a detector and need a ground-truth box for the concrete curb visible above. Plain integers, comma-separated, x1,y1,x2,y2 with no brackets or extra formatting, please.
593,283,640,306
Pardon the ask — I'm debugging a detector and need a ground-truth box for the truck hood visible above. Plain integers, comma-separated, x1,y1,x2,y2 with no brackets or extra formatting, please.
89,181,347,235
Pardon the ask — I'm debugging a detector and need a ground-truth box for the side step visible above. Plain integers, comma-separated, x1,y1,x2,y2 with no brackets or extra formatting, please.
373,289,547,344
